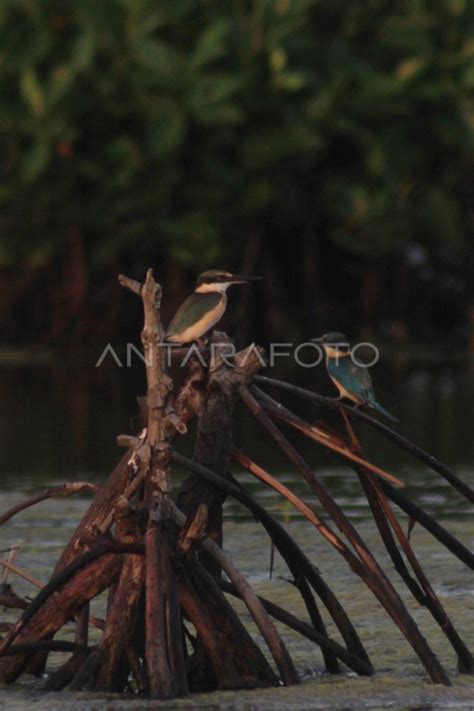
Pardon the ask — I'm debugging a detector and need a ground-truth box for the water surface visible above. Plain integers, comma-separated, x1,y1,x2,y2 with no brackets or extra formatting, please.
0,362,473,710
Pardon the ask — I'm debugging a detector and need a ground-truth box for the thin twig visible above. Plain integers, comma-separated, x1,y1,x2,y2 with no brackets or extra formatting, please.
254,375,474,502
170,500,300,686
339,409,474,673
1,641,90,657
118,274,142,296
0,595,28,610
0,483,98,528
173,449,372,668
218,580,372,677
234,452,341,673
240,385,451,686
253,383,474,569
0,560,43,589
0,542,143,656
253,386,404,487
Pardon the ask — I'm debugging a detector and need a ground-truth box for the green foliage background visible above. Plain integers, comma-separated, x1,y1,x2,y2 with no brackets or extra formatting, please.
1,0,473,343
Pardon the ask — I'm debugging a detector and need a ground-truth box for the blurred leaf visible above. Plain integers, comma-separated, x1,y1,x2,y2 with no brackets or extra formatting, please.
189,74,242,110
274,71,307,91
191,19,230,69
0,0,471,282
160,212,222,267
134,38,183,82
194,102,244,125
20,69,45,116
420,187,464,247
71,29,96,70
48,65,74,107
270,47,287,72
462,59,474,87
395,56,428,81
105,136,143,187
242,127,322,170
241,179,275,212
147,99,186,155
21,139,50,182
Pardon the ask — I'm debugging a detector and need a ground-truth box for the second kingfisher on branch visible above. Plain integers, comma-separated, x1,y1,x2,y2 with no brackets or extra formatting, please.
165,269,261,344
311,332,398,422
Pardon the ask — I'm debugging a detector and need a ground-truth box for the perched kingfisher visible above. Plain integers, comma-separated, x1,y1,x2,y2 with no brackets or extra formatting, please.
311,332,398,422
165,269,261,344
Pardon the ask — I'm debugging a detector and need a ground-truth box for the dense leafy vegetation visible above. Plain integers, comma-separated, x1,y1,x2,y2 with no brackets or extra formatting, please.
1,1,473,343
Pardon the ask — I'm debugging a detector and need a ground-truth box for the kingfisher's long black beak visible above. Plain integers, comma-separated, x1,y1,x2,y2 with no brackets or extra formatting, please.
310,336,325,344
229,274,262,284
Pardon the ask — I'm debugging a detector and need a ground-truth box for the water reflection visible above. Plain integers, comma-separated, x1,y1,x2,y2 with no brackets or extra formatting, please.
0,360,472,528
0,362,473,709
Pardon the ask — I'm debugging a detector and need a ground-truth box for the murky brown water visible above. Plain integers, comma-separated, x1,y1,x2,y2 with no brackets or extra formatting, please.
0,363,473,709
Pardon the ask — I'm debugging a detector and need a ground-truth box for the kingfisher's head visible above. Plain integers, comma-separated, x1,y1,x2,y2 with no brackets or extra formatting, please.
195,270,261,293
311,332,350,357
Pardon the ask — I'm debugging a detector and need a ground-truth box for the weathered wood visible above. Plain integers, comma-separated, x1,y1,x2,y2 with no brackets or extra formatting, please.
122,269,187,700
178,334,265,576
42,649,89,691
94,530,145,692
254,374,474,502
177,503,208,559
2,641,89,656
253,388,403,487
177,365,232,574
0,594,28,610
68,648,103,691
0,559,43,589
3,265,467,698
339,410,474,674
173,449,372,670
368,471,474,673
218,579,374,677
179,562,277,690
127,644,149,694
172,500,300,686
380,481,474,569
179,577,242,691
0,483,98,527
74,603,89,650
54,451,134,571
145,511,174,700
240,386,451,686
161,525,188,697
0,550,123,682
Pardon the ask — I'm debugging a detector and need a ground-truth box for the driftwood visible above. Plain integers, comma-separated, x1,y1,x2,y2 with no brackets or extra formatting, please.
0,483,98,528
1,267,472,697
173,450,372,669
254,375,474,503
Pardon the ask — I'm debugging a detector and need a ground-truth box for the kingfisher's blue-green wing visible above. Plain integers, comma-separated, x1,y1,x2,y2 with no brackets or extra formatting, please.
327,357,398,421
165,292,224,340
327,357,375,402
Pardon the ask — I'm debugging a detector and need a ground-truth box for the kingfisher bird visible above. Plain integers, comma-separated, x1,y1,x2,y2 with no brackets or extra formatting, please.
165,269,261,344
311,332,398,422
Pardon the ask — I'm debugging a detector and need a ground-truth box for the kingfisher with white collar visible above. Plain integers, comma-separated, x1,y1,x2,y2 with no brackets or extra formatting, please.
165,269,261,344
311,332,398,422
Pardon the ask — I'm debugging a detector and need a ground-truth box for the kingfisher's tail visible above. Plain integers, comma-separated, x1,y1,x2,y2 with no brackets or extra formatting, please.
370,400,398,423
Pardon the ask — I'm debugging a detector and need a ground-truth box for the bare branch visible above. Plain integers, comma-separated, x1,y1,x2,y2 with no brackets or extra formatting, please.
170,500,299,687
118,274,142,296
0,483,98,528
219,580,373,677
252,386,404,487
254,374,474,502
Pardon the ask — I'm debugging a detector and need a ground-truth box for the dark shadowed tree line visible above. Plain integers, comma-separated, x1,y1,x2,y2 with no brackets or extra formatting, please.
0,0,473,349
